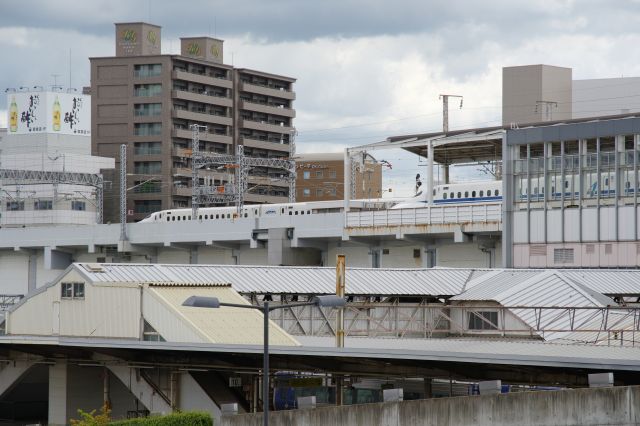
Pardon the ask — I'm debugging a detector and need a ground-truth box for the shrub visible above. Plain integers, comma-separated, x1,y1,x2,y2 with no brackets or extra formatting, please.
70,404,111,426
109,411,213,426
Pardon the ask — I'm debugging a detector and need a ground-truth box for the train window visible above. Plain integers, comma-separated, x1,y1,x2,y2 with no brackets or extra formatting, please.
227,214,231,219
465,191,469,197
307,210,311,214
433,189,436,196
443,193,448,199
167,217,170,222
281,208,285,213
244,213,248,218
495,189,499,196
301,211,305,215
457,192,461,198
487,190,492,196
480,190,484,197
605,178,609,186
551,186,555,194
295,211,299,215
565,180,569,188
289,211,292,215
450,192,454,199
626,181,631,189
199,215,202,220
177,216,181,221
254,209,258,215
216,214,219,219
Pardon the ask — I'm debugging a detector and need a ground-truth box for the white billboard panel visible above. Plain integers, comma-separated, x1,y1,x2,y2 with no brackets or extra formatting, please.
7,91,91,136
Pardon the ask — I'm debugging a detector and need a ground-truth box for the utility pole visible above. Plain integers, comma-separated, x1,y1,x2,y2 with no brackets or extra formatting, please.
439,94,463,133
535,100,558,122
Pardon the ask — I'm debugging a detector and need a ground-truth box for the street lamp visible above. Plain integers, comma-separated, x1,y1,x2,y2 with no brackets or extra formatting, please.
182,294,346,426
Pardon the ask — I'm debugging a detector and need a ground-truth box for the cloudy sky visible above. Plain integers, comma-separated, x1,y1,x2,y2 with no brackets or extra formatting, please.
2,0,640,195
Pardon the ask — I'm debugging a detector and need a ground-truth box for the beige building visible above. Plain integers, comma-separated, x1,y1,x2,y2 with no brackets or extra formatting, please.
502,64,572,126
296,153,382,201
91,22,296,222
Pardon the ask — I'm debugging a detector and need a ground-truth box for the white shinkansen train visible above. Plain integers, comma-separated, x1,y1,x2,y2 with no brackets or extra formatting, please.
140,181,505,223
139,171,639,223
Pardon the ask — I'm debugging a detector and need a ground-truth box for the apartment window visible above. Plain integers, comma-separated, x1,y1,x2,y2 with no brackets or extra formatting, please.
134,103,162,116
134,83,162,97
328,187,337,196
134,123,162,136
71,201,86,211
6,201,24,211
134,142,162,155
134,64,162,78
34,200,52,210
468,311,498,330
134,161,162,174
133,180,162,193
329,170,337,179
134,200,162,214
303,171,310,180
316,188,323,196
303,188,311,197
61,282,84,300
315,170,323,178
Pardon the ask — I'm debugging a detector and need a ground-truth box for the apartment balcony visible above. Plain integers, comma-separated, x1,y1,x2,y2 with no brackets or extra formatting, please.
239,99,296,118
172,70,233,89
172,186,192,197
239,82,295,100
247,174,290,188
172,167,230,180
241,137,291,153
245,193,289,204
240,118,293,134
172,107,233,127
172,128,233,145
172,89,233,108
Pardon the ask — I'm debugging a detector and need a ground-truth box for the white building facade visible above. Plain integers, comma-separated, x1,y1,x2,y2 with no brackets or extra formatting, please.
1,90,114,227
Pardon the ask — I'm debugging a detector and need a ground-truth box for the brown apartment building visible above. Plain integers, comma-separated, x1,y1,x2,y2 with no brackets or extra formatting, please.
91,23,296,222
296,153,382,201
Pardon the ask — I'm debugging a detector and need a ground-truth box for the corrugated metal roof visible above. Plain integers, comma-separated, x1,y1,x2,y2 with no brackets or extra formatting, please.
148,286,298,346
76,263,472,296
451,271,619,341
561,270,640,295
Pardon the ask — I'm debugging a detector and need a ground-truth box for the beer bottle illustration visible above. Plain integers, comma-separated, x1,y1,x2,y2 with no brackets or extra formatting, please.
9,96,18,132
53,95,61,131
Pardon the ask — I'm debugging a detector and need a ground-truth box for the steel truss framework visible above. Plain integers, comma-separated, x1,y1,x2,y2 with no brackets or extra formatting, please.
244,296,640,347
0,169,104,223
190,125,297,218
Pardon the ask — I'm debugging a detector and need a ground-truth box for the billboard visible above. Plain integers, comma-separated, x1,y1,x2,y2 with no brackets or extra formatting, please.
7,91,91,136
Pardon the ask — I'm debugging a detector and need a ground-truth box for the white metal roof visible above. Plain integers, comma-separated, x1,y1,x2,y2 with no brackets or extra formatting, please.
73,263,640,300
76,263,473,296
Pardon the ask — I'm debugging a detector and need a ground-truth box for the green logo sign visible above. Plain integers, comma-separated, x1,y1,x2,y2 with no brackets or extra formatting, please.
187,43,201,56
210,45,220,58
147,30,157,45
122,29,137,43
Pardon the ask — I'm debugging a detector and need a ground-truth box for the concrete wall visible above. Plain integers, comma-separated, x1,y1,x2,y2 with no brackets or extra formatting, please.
221,385,640,426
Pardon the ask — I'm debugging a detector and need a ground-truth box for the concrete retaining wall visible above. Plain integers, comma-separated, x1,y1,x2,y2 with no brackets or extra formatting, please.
220,385,640,426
